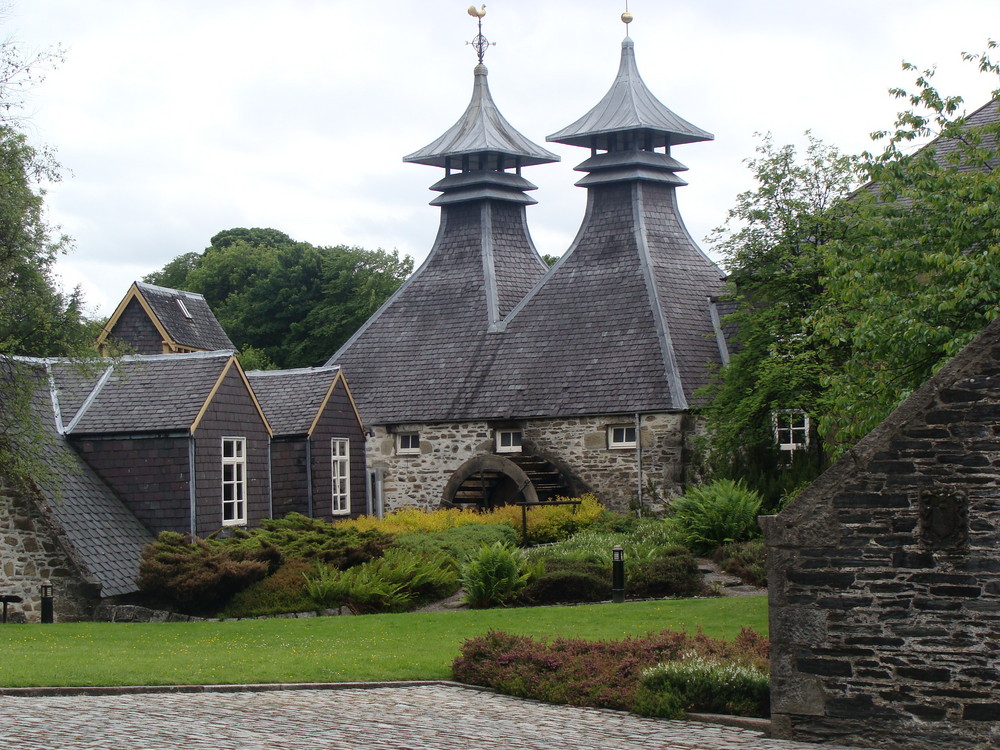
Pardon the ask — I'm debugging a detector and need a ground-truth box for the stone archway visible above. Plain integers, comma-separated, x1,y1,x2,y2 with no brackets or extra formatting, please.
442,454,540,509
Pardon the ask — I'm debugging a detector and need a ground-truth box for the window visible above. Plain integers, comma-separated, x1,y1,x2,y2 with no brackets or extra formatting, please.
608,424,637,449
773,410,809,455
496,430,522,453
396,432,420,455
332,438,350,515
175,297,193,320
221,437,246,525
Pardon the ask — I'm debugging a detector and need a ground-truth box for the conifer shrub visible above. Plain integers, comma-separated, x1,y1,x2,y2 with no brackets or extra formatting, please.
218,557,316,618
667,480,763,555
136,532,280,614
452,627,769,714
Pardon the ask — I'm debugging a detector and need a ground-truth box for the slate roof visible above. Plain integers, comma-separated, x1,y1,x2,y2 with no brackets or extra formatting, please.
548,37,713,150
126,282,234,352
329,37,726,424
6,358,153,597
404,64,559,170
247,365,344,436
51,351,236,435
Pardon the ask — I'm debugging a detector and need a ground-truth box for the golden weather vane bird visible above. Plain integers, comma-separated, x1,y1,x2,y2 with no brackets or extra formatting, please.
466,4,493,64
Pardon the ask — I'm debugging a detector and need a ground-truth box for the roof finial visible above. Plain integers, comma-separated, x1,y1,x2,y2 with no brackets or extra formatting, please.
621,1,633,35
467,5,492,64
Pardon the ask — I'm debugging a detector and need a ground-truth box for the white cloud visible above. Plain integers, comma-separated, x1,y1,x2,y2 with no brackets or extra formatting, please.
4,0,999,317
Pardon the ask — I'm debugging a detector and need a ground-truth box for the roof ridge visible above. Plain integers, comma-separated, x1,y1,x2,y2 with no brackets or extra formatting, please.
136,281,208,300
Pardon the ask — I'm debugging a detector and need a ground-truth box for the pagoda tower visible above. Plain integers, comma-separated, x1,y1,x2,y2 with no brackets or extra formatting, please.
328,9,558,424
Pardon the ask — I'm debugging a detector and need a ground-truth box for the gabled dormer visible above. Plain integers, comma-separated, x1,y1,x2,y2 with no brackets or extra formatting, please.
97,281,235,355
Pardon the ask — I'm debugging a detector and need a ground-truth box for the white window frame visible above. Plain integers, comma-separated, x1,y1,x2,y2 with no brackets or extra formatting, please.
221,437,247,526
773,410,810,453
396,432,420,455
607,424,637,449
332,438,350,515
496,430,522,454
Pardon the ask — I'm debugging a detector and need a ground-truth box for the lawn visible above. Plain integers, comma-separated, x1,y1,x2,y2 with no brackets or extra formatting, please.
0,596,767,687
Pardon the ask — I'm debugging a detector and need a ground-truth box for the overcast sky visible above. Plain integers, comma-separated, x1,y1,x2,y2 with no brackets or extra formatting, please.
7,0,1000,317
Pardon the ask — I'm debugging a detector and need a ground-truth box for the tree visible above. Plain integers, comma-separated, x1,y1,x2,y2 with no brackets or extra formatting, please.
699,133,859,504
0,25,97,488
144,229,413,367
812,43,1000,447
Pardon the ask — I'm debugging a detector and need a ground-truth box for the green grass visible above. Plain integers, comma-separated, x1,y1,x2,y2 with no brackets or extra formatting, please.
0,596,767,687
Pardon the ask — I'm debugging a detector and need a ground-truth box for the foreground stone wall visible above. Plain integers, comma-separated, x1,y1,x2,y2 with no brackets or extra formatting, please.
368,412,692,512
0,483,98,622
762,321,1000,749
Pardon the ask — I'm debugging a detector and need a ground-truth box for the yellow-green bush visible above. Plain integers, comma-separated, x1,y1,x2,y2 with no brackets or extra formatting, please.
337,494,606,545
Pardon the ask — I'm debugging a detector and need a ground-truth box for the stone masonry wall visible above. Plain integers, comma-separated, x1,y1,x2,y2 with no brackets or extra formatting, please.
0,483,98,622
369,412,693,513
761,322,1000,749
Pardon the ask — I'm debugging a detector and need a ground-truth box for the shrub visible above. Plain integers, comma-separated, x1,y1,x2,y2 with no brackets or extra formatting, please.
634,654,770,718
136,532,279,614
302,548,459,614
393,523,516,563
452,627,769,713
628,553,706,599
716,539,767,588
218,557,316,618
519,559,611,605
241,514,393,567
460,542,531,608
668,480,763,556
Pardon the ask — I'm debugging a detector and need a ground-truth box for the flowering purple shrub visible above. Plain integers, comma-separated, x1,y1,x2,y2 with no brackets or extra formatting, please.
452,627,769,713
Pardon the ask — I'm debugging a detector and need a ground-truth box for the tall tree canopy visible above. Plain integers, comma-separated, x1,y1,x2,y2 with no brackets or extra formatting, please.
0,24,98,487
144,229,413,368
702,42,1000,501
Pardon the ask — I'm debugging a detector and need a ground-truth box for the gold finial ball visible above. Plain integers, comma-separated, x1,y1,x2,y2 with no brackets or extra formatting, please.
621,11,633,24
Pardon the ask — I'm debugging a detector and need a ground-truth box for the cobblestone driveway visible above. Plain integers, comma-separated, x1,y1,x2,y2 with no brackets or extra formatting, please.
0,683,867,750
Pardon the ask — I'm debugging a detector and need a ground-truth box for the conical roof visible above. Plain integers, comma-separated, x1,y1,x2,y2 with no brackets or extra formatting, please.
547,37,713,150
404,64,559,170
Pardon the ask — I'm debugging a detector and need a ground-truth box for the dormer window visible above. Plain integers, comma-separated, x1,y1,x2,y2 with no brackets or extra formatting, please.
176,298,193,320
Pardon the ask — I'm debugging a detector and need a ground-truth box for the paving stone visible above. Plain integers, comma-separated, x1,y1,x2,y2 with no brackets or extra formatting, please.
0,684,872,750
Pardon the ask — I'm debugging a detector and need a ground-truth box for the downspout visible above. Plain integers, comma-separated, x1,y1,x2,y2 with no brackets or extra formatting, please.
635,412,643,518
266,439,273,520
374,466,385,519
188,436,197,537
305,439,314,518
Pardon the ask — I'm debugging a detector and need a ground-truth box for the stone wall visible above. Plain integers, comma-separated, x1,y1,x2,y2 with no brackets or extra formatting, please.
0,483,99,622
761,320,1000,749
369,412,693,512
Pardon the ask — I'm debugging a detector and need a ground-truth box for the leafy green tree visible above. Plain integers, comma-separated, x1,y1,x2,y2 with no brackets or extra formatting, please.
144,229,413,367
812,44,1000,447
0,30,98,488
699,133,859,503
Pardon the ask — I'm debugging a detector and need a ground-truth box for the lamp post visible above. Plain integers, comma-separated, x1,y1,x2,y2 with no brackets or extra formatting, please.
40,580,54,624
612,545,625,603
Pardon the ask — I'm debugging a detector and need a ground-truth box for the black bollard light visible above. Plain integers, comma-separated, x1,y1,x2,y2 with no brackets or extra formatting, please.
40,580,54,624
612,545,625,603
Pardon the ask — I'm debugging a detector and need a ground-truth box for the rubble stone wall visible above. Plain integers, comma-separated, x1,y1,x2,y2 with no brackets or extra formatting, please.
368,412,693,512
762,324,1000,749
0,483,97,623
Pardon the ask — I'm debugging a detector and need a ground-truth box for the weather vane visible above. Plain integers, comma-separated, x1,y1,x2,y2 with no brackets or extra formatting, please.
622,1,633,34
467,5,493,64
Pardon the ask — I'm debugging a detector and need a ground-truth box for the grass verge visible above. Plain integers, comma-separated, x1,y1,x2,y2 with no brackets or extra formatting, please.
0,596,766,688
